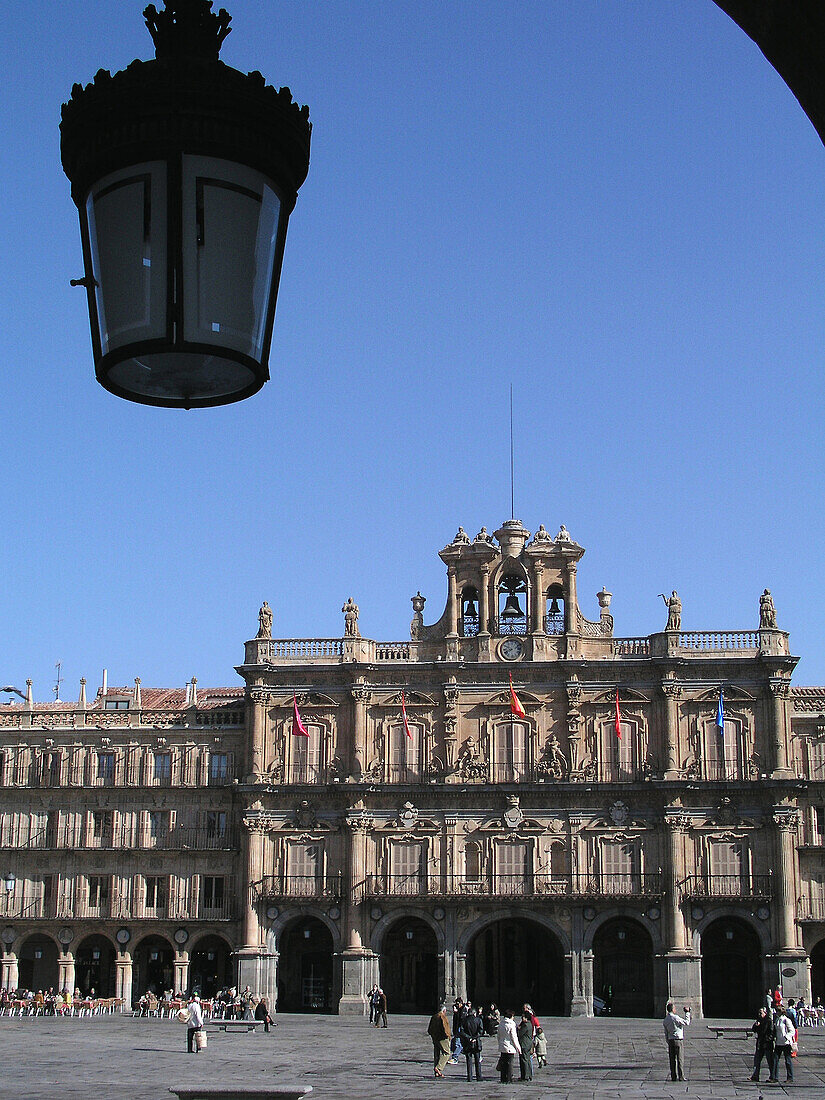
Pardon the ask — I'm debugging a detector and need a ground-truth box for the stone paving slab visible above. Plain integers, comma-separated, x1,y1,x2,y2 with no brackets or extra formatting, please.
0,1015,822,1100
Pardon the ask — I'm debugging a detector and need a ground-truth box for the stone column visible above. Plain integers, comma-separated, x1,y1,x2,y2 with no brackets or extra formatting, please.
769,678,793,778
581,950,594,1016
564,562,580,657
57,953,75,997
479,565,491,637
533,565,545,634
661,678,681,781
454,952,467,1001
447,567,458,636
247,688,267,781
773,807,800,952
663,813,688,951
115,954,132,1008
339,809,374,1016
2,954,18,991
174,952,189,995
241,820,265,948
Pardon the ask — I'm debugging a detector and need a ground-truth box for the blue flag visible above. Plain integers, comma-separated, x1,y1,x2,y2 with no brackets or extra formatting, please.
716,688,725,734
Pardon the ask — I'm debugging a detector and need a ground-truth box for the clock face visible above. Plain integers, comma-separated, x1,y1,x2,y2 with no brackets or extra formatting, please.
500,637,524,661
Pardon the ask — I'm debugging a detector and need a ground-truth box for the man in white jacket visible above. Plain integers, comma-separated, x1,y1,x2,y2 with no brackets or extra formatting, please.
662,1002,691,1081
187,994,204,1054
497,1010,520,1084
771,1006,795,1084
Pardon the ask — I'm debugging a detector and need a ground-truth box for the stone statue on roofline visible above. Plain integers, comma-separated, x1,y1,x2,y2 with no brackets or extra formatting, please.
760,589,778,629
342,597,360,637
453,526,470,544
660,590,681,631
256,601,272,639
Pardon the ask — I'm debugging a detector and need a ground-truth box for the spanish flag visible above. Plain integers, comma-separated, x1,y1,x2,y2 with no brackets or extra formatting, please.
615,688,622,740
509,673,526,718
401,689,413,739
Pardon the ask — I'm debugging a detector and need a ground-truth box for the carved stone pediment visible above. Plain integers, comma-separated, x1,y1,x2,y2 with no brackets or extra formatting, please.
485,689,541,709
695,685,755,704
383,690,436,707
593,688,649,704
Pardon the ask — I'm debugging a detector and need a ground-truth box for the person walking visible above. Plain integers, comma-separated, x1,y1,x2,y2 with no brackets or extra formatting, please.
186,994,204,1054
368,984,379,1025
458,1005,484,1082
497,1009,519,1084
750,1006,775,1082
374,987,388,1027
771,1006,795,1084
662,1001,690,1081
517,1012,534,1081
534,1026,548,1068
428,1004,451,1078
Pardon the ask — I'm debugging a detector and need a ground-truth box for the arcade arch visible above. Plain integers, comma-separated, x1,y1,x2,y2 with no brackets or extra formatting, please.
75,934,116,997
277,916,334,1013
132,935,175,997
379,916,438,1014
466,916,564,1016
592,918,654,1017
700,917,761,1018
189,934,233,998
18,933,59,992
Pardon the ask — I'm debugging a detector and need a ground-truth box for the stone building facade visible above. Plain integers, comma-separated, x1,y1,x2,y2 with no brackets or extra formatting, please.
3,518,825,1017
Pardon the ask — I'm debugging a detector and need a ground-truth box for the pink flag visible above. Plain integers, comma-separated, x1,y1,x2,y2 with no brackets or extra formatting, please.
291,693,308,737
401,689,412,739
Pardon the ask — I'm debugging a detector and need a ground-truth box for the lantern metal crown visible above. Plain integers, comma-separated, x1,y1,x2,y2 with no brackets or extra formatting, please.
61,0,311,408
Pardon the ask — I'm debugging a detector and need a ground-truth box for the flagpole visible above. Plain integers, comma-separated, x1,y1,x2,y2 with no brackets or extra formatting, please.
510,383,515,520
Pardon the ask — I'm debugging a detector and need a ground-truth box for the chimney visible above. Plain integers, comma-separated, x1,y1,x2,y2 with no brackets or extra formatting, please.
79,678,87,709
101,669,108,697
134,677,142,709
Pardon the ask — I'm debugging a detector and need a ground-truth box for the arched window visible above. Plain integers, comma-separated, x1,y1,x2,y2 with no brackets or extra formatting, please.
545,584,565,634
461,586,480,637
497,572,528,635
388,723,422,783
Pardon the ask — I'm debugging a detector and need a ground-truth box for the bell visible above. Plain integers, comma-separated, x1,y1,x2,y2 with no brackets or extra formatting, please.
548,597,561,615
501,593,523,619
464,598,478,621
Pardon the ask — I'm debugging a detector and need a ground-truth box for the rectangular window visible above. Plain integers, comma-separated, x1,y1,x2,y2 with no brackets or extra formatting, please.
494,723,527,782
601,841,638,894
388,724,422,783
288,843,322,895
149,810,168,842
815,807,825,846
205,810,227,840
497,841,530,895
92,810,114,848
153,752,172,785
709,840,749,895
209,753,229,784
598,723,636,782
103,699,129,710
201,875,225,913
391,841,424,895
291,727,322,784
145,875,168,911
97,753,115,785
703,721,742,780
88,875,110,913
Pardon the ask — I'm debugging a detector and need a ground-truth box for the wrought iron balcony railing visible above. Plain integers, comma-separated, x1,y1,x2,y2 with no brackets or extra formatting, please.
253,874,343,900
360,871,662,900
680,874,772,900
798,897,825,921
2,894,237,921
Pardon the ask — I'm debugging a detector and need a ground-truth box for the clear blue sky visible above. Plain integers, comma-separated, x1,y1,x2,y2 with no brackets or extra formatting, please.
2,1,824,698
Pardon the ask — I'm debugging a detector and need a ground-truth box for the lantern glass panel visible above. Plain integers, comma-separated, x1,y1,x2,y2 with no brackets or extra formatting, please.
85,163,168,353
181,156,282,359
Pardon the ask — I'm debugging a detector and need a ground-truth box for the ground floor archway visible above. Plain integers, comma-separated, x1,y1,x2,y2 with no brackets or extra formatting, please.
593,918,654,1017
75,935,116,997
277,917,333,1013
189,936,233,998
811,939,825,1006
380,917,438,1014
701,917,761,1018
133,936,175,997
17,934,59,993
467,917,565,1016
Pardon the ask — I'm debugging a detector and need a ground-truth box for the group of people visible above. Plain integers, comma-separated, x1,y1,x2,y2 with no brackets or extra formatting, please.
751,988,802,1084
427,999,547,1082
367,985,388,1027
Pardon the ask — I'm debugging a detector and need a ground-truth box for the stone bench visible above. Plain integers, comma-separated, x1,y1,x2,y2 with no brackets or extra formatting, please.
170,1089,311,1100
706,1025,752,1040
206,1019,264,1033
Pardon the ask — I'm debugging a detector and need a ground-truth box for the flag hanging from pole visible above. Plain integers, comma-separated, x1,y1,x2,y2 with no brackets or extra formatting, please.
615,688,623,740
401,689,413,739
716,687,725,735
291,692,308,737
509,673,526,719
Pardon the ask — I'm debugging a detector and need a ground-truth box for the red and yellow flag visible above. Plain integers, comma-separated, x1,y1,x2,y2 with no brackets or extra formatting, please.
401,689,413,739
291,692,309,737
509,673,526,719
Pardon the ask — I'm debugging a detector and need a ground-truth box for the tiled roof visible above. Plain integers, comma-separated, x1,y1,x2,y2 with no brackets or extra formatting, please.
2,687,244,711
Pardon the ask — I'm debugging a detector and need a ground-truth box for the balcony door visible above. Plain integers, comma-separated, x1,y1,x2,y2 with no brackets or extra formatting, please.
601,841,639,894
391,841,424,896
709,840,748,896
289,842,323,897
497,840,531,896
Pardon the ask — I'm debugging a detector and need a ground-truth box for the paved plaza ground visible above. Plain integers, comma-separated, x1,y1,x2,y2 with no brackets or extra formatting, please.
1,1013,824,1100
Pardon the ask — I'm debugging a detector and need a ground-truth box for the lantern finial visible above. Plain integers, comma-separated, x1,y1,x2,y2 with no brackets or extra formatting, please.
144,0,232,62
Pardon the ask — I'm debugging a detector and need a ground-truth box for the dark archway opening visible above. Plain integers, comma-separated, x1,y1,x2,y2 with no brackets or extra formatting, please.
380,917,438,1013
278,917,333,1013
811,939,825,1006
467,917,565,1016
701,917,762,1018
189,935,233,998
18,934,59,993
75,934,116,997
133,936,175,997
593,918,654,1017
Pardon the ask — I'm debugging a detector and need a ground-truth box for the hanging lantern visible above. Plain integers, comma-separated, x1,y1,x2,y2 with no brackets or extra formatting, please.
60,0,311,408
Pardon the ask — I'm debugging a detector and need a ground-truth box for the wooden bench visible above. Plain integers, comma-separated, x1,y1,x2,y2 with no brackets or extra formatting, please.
170,1088,311,1100
206,1019,264,1033
706,1025,752,1040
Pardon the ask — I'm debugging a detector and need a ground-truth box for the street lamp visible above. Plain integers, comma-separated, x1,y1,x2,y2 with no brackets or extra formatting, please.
60,0,311,409
3,873,14,914
1,688,25,701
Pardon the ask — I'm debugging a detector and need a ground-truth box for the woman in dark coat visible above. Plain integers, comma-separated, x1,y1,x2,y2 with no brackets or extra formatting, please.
254,996,274,1033
458,1006,484,1081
